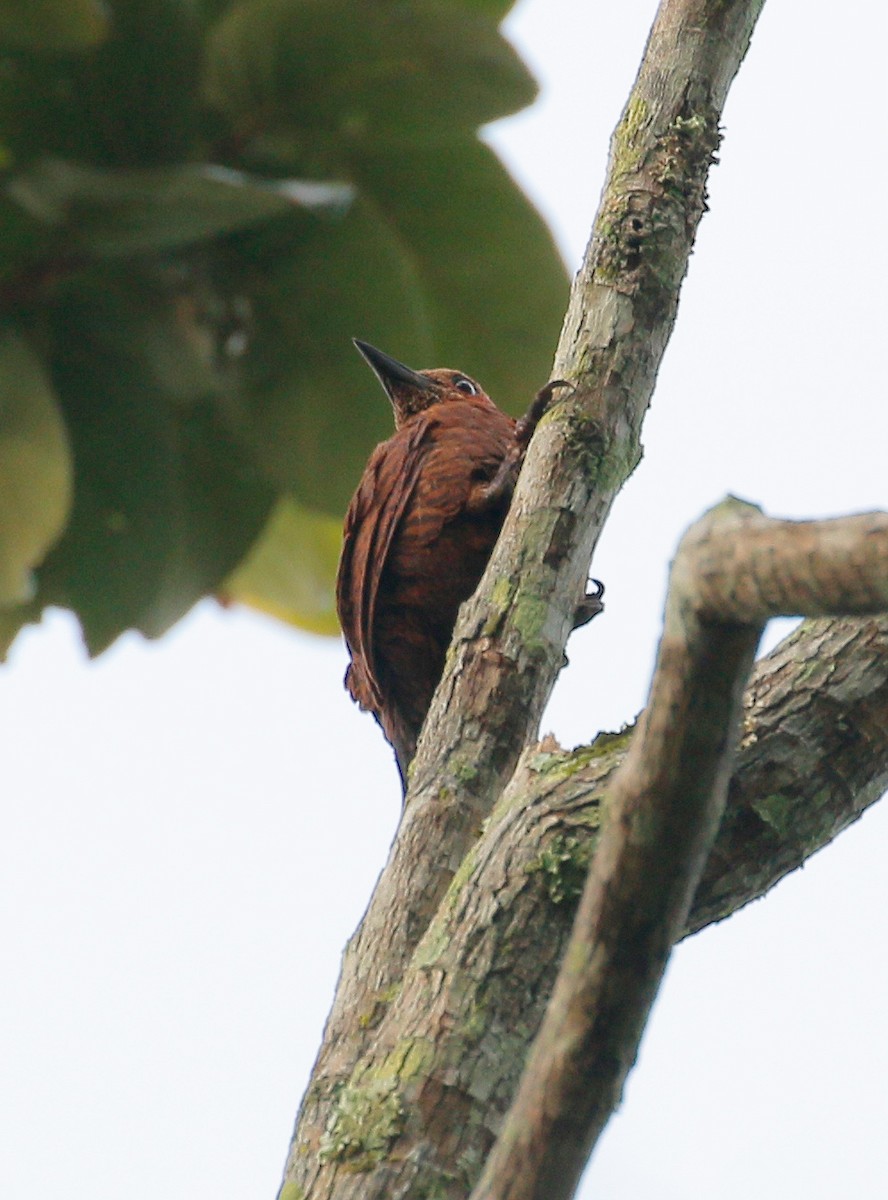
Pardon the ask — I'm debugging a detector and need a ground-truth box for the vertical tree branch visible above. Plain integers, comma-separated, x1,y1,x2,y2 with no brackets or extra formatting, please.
282,1,768,1193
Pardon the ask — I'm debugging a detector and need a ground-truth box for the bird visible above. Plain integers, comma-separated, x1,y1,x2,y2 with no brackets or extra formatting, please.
336,339,603,792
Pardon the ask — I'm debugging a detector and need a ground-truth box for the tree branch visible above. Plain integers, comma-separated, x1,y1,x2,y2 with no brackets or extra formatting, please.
280,0,771,1193
471,503,888,1200
280,585,888,1199
411,0,766,809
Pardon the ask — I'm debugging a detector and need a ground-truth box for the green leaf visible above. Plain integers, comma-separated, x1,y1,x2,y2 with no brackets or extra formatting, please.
226,140,568,515
350,140,569,413
0,194,51,284
0,597,42,660
204,0,536,148
438,0,515,16
0,0,109,52
7,158,353,255
35,270,274,653
222,496,341,635
223,196,435,514
0,48,96,166
78,0,204,166
0,326,74,605
0,0,565,646
0,0,202,168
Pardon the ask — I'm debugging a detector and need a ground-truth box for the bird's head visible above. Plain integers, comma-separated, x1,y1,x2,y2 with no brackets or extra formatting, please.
353,339,495,429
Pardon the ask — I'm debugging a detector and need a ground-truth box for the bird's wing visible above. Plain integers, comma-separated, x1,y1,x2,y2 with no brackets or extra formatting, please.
335,419,430,708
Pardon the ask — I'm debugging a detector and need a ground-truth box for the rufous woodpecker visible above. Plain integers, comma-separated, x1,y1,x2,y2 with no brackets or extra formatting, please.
336,340,603,790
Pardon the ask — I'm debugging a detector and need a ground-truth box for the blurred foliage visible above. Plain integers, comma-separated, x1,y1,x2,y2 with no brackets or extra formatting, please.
0,0,568,655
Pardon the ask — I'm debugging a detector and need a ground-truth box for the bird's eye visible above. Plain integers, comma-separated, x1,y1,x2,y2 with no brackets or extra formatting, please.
453,376,477,395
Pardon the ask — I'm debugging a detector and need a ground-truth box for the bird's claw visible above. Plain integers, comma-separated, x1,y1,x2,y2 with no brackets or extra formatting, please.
465,445,522,513
515,379,575,448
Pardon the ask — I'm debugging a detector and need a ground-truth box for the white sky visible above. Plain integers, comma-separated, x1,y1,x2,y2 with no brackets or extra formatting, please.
3,2,887,1198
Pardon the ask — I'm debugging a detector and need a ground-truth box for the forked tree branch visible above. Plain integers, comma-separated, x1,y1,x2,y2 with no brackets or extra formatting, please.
471,504,888,1200
287,9,767,1153
278,0,886,1195
282,580,888,1200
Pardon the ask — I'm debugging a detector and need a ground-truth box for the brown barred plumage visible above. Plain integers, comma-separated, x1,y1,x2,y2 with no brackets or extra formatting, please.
336,341,602,791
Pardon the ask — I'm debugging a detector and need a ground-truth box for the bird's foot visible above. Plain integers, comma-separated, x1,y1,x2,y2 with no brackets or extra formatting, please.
469,381,575,513
515,379,575,449
465,445,522,513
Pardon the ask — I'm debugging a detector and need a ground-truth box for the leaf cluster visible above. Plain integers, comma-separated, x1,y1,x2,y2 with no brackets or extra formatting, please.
0,0,568,652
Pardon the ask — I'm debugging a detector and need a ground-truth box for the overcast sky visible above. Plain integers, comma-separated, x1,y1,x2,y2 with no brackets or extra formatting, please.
3,2,887,1198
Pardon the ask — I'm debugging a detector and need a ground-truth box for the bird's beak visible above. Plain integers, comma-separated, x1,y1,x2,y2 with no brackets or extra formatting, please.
353,339,435,400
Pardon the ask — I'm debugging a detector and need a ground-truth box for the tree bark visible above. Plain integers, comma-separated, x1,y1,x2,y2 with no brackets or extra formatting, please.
281,604,888,1200
276,1,888,1198
288,8,763,1165
471,505,888,1200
